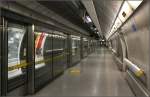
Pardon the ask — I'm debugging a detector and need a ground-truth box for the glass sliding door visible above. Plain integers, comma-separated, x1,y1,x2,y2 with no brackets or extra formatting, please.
83,38,88,57
52,32,67,77
7,22,28,95
71,35,80,66
34,31,53,91
34,32,46,69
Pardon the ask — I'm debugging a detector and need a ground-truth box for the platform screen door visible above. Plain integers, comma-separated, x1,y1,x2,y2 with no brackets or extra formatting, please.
1,17,28,95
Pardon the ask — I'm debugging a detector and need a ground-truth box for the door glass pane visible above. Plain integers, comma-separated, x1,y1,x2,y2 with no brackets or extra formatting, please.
7,23,27,93
71,35,80,64
34,32,47,69
83,38,88,57
8,26,26,79
34,31,53,90
53,32,67,76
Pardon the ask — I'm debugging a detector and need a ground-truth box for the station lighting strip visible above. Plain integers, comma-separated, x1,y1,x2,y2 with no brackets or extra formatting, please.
83,38,88,41
35,32,66,39
71,35,81,40
106,0,143,40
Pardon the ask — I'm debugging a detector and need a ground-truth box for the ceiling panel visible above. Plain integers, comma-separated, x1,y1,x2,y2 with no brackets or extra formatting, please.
81,0,102,37
93,0,123,35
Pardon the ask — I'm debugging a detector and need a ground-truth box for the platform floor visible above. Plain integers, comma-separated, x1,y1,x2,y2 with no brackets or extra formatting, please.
34,48,134,96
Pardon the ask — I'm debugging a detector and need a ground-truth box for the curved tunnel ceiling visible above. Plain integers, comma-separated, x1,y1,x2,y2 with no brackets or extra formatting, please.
15,0,123,39
93,0,123,35
81,0,102,37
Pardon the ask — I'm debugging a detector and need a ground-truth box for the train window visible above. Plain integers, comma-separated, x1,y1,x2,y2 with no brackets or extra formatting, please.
8,25,26,79
34,32,47,69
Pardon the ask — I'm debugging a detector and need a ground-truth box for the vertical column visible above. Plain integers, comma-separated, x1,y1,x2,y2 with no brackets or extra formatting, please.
67,34,72,68
148,0,150,90
27,25,34,94
0,7,1,96
148,16,150,91
80,36,83,59
120,34,126,72
149,49,150,91
146,0,150,91
1,17,8,96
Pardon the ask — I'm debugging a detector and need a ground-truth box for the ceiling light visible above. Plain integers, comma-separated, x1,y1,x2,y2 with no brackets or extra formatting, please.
127,0,143,10
119,1,133,22
114,17,122,28
86,16,92,23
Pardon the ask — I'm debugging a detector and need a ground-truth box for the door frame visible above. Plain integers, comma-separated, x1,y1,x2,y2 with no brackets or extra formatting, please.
1,16,8,96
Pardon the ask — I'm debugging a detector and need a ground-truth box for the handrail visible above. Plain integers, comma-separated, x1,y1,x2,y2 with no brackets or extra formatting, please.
124,58,144,77
111,49,116,54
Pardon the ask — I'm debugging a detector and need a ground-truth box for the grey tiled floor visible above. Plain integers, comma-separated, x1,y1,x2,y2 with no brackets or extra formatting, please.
34,48,134,96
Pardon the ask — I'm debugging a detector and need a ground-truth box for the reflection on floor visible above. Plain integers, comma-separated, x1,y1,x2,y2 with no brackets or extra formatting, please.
34,48,134,96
